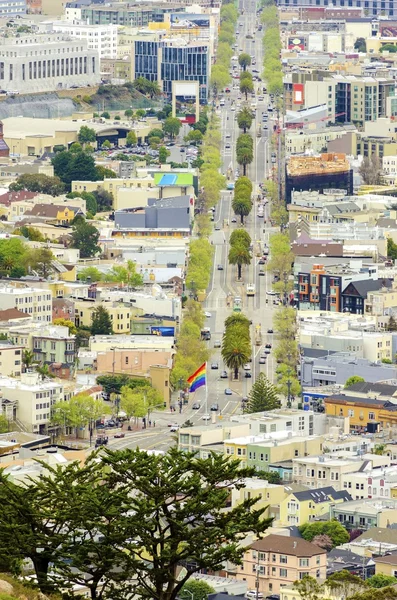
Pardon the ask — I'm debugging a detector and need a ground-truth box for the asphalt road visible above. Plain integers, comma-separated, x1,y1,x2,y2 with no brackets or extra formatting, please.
106,0,280,453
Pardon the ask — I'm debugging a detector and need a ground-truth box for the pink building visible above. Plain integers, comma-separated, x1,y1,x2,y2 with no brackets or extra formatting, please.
234,535,327,595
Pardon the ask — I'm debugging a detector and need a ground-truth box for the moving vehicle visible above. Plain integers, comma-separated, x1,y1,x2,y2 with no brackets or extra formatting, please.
211,362,219,370
243,363,251,370
257,206,264,218
220,98,225,106
114,432,125,438
201,327,211,341
170,425,179,432
246,283,256,297
210,403,219,411
225,388,233,395
202,414,211,420
192,403,201,409
214,340,221,348
220,370,228,379
255,324,262,346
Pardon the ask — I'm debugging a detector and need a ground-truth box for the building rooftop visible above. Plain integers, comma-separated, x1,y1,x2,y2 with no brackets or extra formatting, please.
356,527,397,545
332,498,397,514
251,534,326,557
293,486,352,503
287,153,350,177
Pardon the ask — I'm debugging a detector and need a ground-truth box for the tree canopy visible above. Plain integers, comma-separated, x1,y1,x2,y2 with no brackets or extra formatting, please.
299,521,349,548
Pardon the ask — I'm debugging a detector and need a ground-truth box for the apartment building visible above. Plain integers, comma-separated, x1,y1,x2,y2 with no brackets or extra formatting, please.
0,284,52,323
0,343,24,377
277,0,395,21
79,5,186,26
292,453,390,491
330,498,397,529
75,300,131,333
0,34,99,94
324,393,397,430
235,535,326,595
279,486,352,526
0,0,26,15
50,22,118,59
341,466,397,500
0,372,63,434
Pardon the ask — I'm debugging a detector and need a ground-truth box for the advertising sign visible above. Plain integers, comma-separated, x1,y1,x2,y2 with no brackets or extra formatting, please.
288,36,305,50
170,14,210,28
293,83,304,105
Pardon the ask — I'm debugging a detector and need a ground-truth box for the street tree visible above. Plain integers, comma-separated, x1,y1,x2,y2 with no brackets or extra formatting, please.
224,312,251,331
9,173,65,196
388,315,397,331
229,228,251,249
221,331,251,379
240,76,254,100
159,145,170,164
70,218,100,258
237,107,253,133
293,576,324,600
126,131,137,147
18,225,45,242
52,393,110,436
91,305,113,335
326,570,368,598
359,155,382,185
120,385,164,421
349,588,397,600
236,145,253,176
210,64,230,96
232,196,252,223
246,373,280,413
163,117,182,139
311,534,333,551
228,243,251,279
238,52,252,70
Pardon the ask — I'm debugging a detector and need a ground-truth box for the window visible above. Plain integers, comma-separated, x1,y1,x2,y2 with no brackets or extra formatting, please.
369,412,375,420
280,569,287,578
272,554,276,562
300,572,309,580
280,555,287,564
300,559,309,567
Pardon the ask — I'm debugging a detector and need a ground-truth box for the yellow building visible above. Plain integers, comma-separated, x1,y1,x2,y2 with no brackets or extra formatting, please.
287,204,320,224
324,395,397,429
231,478,287,521
374,555,397,577
278,487,351,527
75,300,131,334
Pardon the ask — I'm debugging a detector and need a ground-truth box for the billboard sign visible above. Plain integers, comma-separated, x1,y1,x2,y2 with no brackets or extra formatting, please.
293,83,304,105
288,36,305,50
170,13,210,28
150,326,175,337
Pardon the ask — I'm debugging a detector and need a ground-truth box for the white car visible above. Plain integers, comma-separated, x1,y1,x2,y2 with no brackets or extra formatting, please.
169,424,179,432
246,592,264,600
243,363,251,371
201,414,211,421
205,312,212,317
231,106,236,111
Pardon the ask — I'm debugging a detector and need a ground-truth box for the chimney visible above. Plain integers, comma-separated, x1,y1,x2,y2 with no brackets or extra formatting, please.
293,541,297,549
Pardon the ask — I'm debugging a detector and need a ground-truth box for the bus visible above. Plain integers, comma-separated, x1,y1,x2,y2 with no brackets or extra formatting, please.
246,283,255,297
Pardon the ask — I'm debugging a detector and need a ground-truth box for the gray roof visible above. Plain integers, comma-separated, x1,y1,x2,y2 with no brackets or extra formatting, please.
301,347,338,359
328,548,372,566
346,381,397,397
342,278,393,297
356,527,397,545
325,202,360,215
293,486,352,504
325,394,387,406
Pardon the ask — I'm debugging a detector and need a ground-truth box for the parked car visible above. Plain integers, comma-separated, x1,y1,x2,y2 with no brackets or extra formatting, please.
246,592,264,599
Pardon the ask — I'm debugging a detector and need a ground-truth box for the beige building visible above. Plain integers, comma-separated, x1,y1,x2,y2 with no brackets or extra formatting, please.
75,300,132,333
0,372,63,434
95,347,173,376
0,343,24,377
234,535,327,595
231,478,287,522
178,421,251,455
89,333,174,354
0,284,52,323
292,453,390,491
286,127,355,156
365,285,397,316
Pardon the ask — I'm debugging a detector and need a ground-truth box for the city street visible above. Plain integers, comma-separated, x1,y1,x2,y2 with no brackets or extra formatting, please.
106,0,280,452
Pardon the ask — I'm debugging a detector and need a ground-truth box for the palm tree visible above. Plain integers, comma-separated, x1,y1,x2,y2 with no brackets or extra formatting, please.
36,363,55,380
22,349,35,372
229,228,251,249
228,243,251,279
232,197,252,224
224,313,251,330
374,444,386,456
221,331,251,379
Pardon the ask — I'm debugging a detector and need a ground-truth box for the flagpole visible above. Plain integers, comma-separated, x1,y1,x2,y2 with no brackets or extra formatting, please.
205,361,208,425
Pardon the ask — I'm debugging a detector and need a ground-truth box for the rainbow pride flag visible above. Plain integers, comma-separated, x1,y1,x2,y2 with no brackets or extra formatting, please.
187,363,206,393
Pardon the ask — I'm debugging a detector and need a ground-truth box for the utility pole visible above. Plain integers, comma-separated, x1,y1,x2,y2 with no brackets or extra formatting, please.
255,550,260,600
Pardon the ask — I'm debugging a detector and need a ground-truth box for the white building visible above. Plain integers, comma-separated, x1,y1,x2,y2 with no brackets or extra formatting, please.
341,465,397,500
0,0,26,16
0,34,100,94
0,372,63,434
0,284,52,323
49,22,118,59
